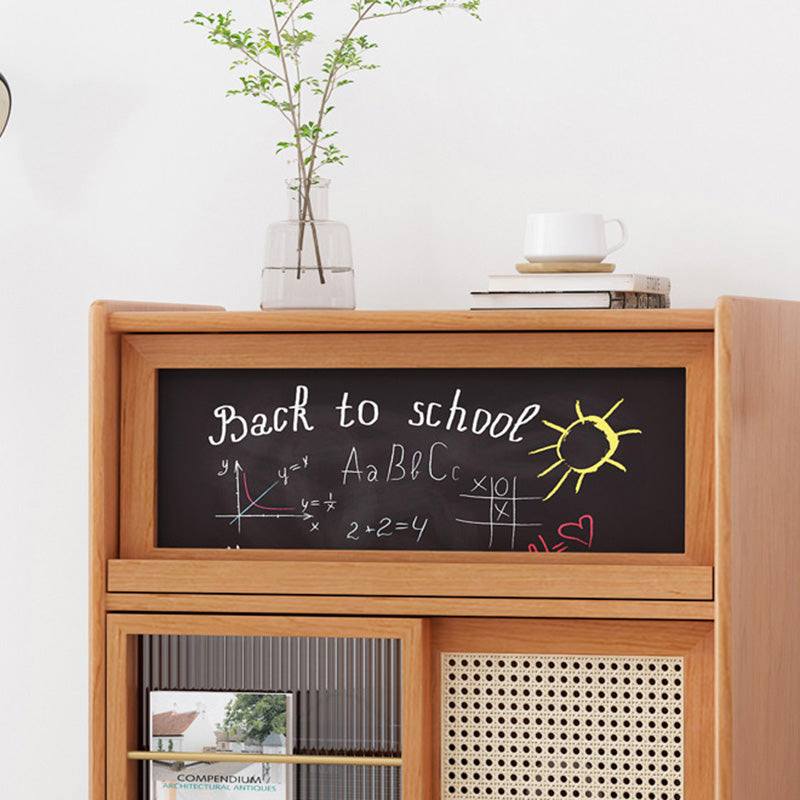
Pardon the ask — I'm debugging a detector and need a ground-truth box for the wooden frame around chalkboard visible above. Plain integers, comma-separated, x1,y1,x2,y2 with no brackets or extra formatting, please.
118,329,713,578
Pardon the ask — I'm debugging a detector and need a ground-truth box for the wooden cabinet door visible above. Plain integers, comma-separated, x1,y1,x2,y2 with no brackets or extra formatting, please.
431,619,713,800
106,614,430,800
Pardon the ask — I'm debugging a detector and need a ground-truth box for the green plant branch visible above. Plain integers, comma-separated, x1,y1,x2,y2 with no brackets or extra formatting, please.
299,2,380,216
190,19,295,127
277,0,311,35
189,0,482,286
364,2,479,20
292,2,383,281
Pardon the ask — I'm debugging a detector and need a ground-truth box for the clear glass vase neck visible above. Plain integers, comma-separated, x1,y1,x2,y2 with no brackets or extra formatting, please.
263,176,354,310
287,177,330,221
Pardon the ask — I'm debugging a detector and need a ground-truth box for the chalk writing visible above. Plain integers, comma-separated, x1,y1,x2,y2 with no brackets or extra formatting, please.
528,514,595,553
346,515,429,543
207,386,314,445
407,388,540,442
157,367,685,551
300,492,337,515
340,442,460,485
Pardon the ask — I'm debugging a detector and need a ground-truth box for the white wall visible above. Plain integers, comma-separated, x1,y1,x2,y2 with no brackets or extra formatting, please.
2,0,799,796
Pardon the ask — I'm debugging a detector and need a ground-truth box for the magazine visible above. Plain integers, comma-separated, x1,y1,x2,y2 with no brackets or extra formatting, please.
149,690,293,799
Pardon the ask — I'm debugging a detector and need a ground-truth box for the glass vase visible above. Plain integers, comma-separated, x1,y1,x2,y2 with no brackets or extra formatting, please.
261,178,355,310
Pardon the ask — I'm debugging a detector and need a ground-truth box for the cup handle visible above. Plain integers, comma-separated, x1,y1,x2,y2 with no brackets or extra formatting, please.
604,218,628,256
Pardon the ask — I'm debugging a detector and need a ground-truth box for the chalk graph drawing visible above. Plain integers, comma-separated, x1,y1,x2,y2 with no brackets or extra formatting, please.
215,459,313,535
529,398,642,501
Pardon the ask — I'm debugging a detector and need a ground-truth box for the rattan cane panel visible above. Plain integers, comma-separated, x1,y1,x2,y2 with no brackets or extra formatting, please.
441,654,684,800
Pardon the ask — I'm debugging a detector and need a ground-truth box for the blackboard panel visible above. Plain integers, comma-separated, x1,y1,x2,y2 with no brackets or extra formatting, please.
157,368,685,552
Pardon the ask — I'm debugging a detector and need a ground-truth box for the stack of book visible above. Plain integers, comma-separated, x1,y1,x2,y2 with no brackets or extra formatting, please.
470,272,671,310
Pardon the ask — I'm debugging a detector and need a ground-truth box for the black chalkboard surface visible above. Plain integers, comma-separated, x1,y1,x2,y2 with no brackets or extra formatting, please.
157,368,685,552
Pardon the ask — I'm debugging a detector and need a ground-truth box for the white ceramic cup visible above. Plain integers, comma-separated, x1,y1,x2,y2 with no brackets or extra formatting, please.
523,212,628,262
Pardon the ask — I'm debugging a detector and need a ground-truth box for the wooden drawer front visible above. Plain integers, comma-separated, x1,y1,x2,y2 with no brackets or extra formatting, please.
107,559,713,600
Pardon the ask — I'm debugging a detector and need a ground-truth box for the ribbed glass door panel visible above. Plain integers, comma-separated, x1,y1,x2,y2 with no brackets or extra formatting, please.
140,634,402,799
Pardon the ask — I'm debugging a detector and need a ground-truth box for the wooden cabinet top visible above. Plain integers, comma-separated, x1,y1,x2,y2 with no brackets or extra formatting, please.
98,303,717,333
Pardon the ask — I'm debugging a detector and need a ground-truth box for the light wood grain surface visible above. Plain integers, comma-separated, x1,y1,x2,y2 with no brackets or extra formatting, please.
105,593,715,619
107,559,713,599
127,752,403,766
89,301,222,800
107,308,715,334
715,296,800,800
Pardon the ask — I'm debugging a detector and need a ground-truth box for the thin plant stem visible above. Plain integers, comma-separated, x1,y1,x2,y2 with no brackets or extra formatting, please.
297,1,409,284
289,11,325,283
295,183,325,284
302,2,380,192
307,198,325,282
267,0,322,281
291,2,380,284
277,0,310,35
364,3,471,20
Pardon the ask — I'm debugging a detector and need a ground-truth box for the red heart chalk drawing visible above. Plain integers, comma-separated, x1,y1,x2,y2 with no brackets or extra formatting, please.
557,514,594,548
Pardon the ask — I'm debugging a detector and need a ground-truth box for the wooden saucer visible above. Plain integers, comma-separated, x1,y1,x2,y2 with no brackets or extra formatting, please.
516,261,616,274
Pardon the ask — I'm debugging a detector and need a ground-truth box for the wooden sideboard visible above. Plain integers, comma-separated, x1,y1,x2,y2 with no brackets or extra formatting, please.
89,299,800,800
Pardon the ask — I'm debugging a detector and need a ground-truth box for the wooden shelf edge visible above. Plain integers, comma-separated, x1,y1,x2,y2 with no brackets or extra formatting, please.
107,308,716,334
107,560,713,600
106,593,715,619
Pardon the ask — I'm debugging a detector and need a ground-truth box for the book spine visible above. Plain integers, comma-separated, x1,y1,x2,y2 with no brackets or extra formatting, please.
570,291,671,309
614,292,671,309
590,292,671,309
487,275,671,293
640,275,670,293
618,292,671,309
469,291,670,309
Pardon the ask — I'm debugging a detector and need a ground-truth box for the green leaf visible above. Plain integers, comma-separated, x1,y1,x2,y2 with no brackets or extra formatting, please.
187,0,484,175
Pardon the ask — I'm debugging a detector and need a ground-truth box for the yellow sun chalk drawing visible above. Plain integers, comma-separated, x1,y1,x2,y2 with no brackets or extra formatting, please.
528,398,642,501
